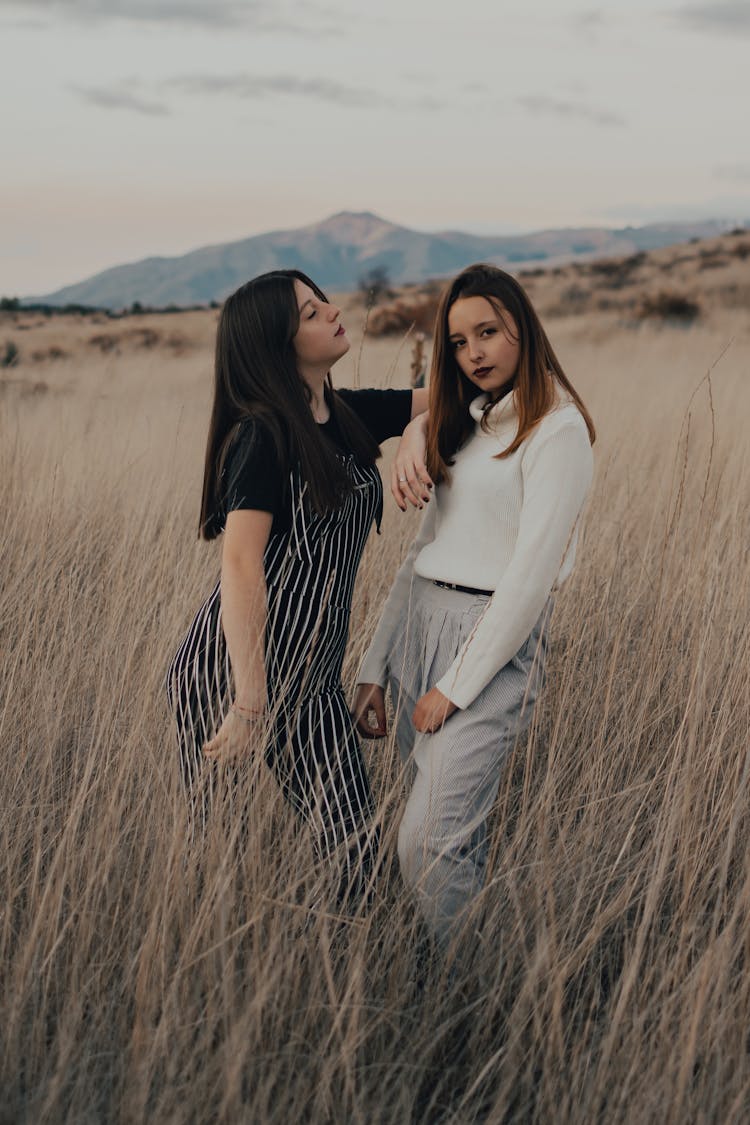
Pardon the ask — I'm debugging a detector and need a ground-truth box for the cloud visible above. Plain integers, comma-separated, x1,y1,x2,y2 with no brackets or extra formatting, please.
70,84,170,116
675,2,750,35
517,94,625,128
168,74,380,108
166,73,446,111
65,72,448,117
1,15,47,28
1,0,248,26
0,0,330,32
570,9,611,37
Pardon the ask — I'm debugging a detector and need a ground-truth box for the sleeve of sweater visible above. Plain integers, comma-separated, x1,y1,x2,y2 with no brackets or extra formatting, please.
435,417,593,709
356,500,438,688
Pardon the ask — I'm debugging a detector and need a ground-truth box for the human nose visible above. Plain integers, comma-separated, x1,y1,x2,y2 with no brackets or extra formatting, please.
327,302,340,321
467,336,484,362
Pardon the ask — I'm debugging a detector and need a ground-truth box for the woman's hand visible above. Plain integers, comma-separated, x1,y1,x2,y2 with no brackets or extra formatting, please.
203,709,264,764
391,413,433,511
353,683,387,738
412,687,458,733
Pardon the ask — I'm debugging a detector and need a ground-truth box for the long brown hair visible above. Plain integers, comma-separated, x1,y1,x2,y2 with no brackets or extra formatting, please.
199,269,381,539
426,263,595,484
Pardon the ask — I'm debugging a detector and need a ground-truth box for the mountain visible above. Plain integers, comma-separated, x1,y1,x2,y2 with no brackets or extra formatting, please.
28,211,746,309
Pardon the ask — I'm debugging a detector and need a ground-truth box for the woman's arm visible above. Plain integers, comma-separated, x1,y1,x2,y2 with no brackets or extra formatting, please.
391,411,432,512
394,387,431,509
336,386,431,509
410,387,429,419
203,508,273,761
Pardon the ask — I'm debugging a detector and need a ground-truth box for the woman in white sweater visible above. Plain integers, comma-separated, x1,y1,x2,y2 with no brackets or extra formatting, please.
353,263,595,950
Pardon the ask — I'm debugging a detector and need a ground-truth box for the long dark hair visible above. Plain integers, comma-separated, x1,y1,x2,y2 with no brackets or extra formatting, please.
426,263,595,484
199,269,380,539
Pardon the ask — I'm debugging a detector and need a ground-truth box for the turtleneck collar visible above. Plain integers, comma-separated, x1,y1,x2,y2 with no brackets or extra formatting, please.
468,389,518,427
469,381,573,429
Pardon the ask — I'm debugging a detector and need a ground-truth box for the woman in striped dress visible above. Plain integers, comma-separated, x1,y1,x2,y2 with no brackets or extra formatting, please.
166,269,428,896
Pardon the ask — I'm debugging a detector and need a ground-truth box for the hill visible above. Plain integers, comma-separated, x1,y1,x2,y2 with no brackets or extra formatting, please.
26,211,746,310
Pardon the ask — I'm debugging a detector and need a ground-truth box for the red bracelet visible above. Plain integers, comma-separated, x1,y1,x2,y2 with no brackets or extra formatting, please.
230,703,265,719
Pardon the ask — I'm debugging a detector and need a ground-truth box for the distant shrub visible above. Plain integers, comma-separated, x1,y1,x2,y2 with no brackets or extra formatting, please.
368,294,440,337
165,332,191,353
1,340,19,367
367,304,412,337
697,253,729,271
730,241,750,260
587,253,646,288
132,328,160,349
358,266,394,306
541,283,593,319
587,259,620,277
61,304,99,315
31,346,68,362
564,282,590,302
89,333,119,353
637,292,701,322
0,296,20,311
22,380,49,396
559,284,591,310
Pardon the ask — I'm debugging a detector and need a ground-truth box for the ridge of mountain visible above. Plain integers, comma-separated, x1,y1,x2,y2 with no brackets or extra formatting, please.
27,210,746,309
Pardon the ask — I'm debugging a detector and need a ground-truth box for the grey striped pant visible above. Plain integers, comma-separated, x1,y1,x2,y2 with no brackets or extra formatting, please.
387,576,550,948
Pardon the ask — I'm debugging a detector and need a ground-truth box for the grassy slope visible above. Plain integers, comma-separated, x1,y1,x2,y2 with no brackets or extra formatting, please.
1,260,749,1123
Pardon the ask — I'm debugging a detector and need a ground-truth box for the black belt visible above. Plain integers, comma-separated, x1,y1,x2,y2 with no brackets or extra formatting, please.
433,579,492,597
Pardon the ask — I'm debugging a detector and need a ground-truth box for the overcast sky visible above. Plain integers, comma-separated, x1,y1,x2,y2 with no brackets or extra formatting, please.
2,0,749,295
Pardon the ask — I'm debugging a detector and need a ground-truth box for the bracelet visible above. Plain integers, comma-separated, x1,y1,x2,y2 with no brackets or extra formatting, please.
230,704,265,724
232,701,264,714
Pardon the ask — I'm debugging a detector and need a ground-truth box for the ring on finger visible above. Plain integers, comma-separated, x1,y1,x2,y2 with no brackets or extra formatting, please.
398,477,407,483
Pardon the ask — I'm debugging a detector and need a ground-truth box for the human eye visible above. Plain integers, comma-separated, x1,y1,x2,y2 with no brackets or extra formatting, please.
451,338,465,350
481,327,496,338
307,308,317,319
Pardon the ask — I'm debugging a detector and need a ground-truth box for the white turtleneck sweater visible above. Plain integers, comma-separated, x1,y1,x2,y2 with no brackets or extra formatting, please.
358,389,594,709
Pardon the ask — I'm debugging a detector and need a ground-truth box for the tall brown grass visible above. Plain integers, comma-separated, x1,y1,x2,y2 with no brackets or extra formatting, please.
1,310,749,1123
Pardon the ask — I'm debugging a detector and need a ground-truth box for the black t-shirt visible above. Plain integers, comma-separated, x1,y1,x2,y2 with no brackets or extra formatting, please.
223,387,413,522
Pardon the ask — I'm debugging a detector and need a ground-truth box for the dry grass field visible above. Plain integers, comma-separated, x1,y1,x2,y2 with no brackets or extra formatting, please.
1,241,749,1123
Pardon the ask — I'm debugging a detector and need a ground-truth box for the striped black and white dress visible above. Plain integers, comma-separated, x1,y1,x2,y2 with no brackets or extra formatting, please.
166,388,412,882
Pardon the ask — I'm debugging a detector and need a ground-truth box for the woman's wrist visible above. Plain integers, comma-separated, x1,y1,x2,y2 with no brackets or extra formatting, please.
231,696,267,714
230,702,266,724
